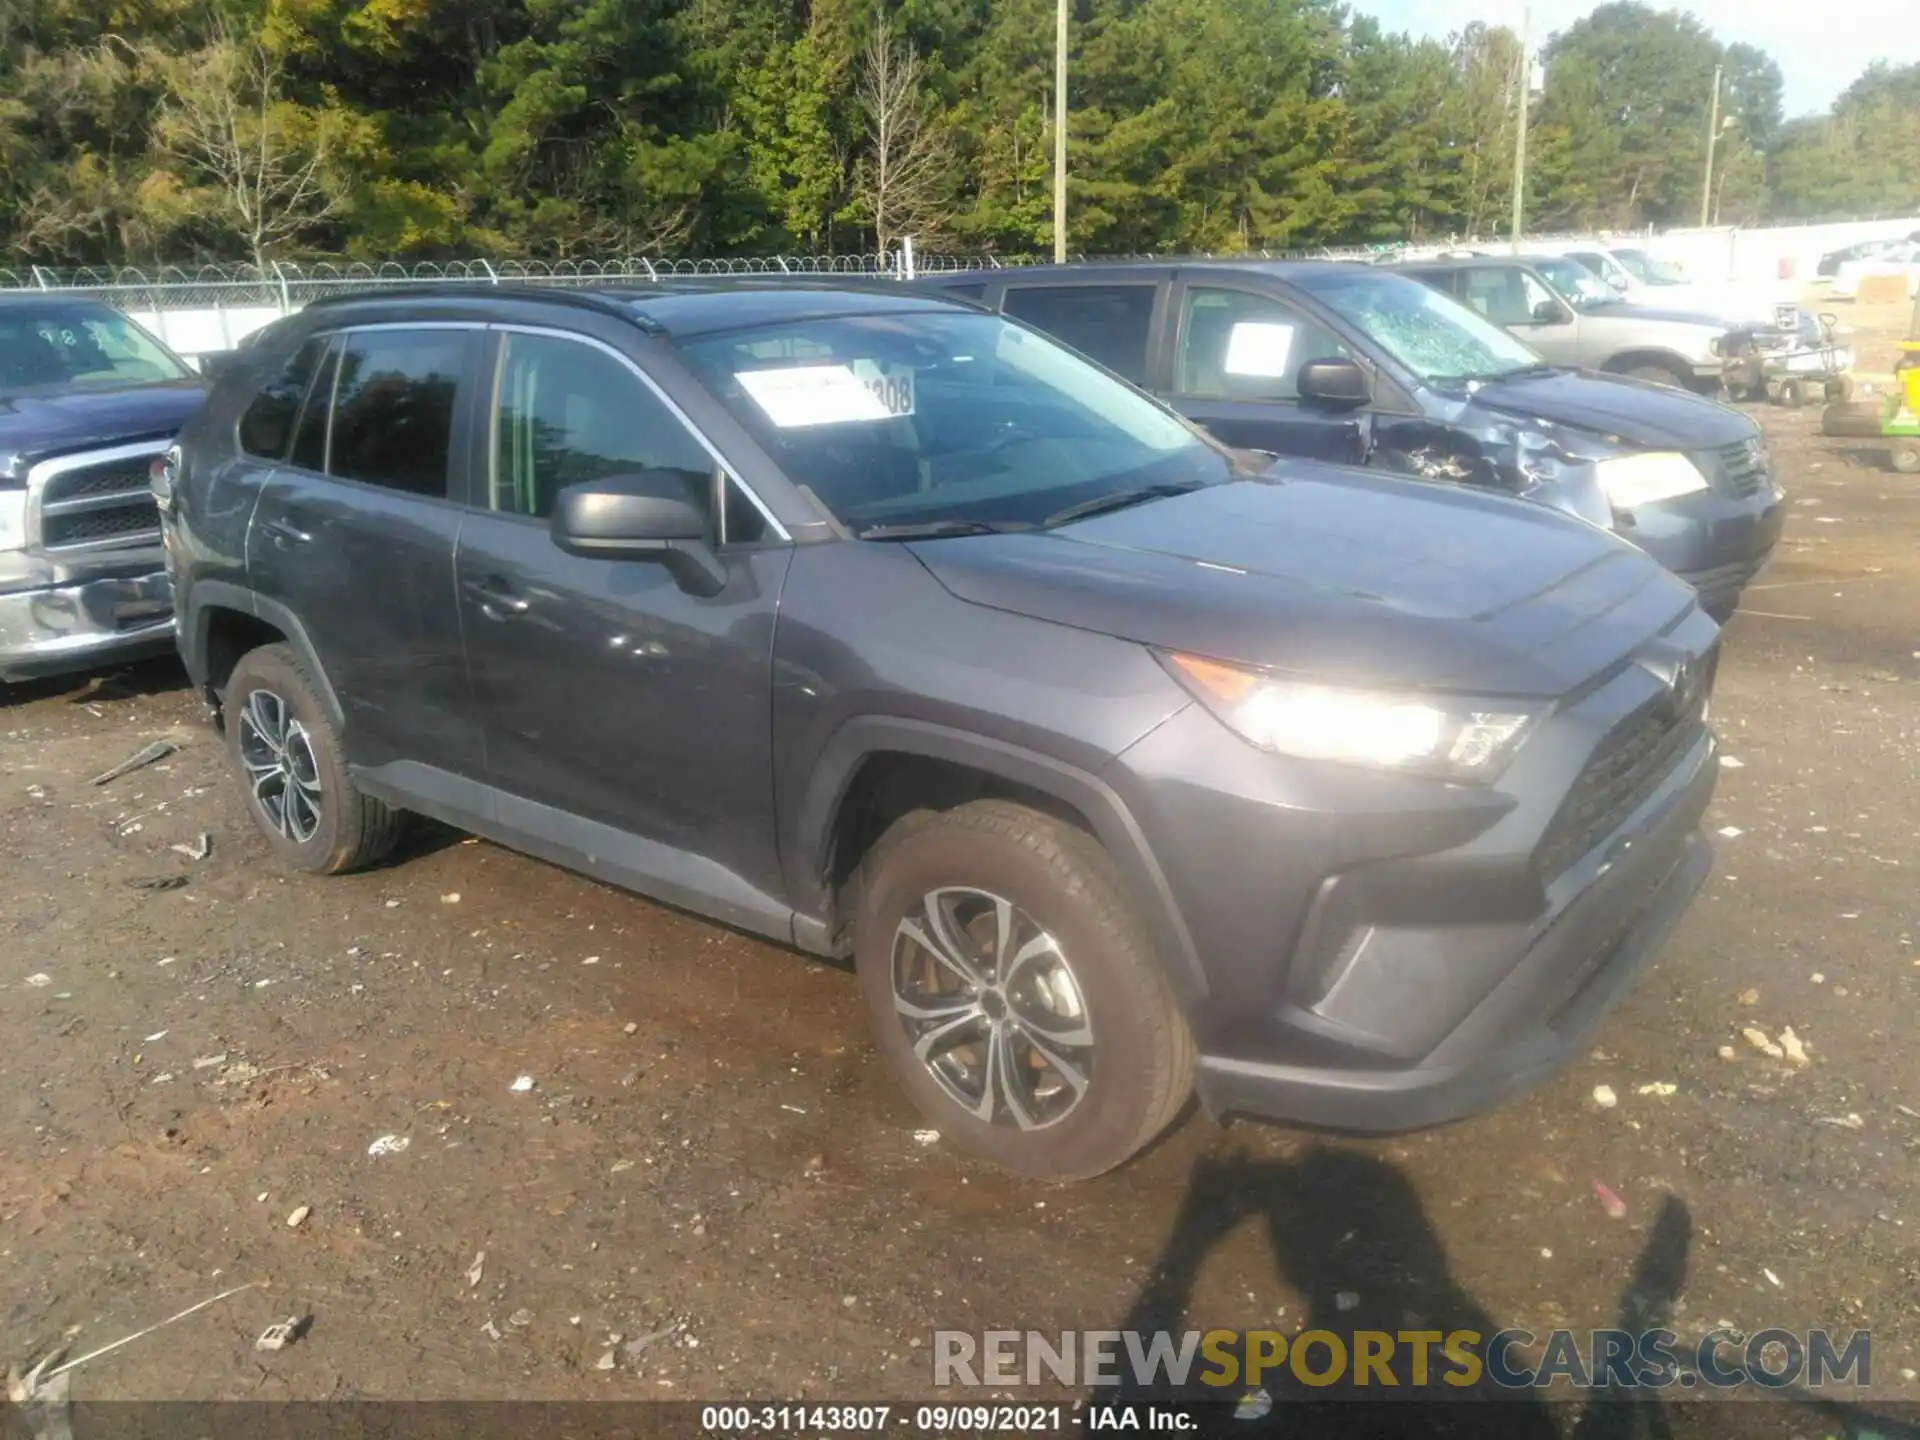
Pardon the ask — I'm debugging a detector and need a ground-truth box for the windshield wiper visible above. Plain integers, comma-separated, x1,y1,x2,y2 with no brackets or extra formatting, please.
855,518,1029,541
1484,362,1559,382
1042,483,1202,529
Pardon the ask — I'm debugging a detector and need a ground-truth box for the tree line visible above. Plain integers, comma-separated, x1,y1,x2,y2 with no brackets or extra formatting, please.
1,0,1915,270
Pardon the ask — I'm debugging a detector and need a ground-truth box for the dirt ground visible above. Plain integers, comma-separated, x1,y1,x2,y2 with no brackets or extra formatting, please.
3,299,1919,1427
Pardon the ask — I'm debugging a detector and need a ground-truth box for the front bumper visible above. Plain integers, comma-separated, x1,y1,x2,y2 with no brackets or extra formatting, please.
0,569,176,683
1627,491,1785,619
1108,604,1722,1133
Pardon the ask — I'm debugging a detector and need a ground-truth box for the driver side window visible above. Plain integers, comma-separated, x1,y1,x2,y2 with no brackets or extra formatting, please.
1176,287,1352,402
1462,267,1556,326
490,333,770,543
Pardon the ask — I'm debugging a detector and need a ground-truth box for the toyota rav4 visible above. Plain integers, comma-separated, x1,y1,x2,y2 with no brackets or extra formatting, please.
161,283,1721,1179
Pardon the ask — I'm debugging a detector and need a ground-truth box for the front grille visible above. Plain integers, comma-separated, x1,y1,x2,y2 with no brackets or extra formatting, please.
42,505,161,548
1536,650,1717,882
32,448,165,553
1708,439,1769,499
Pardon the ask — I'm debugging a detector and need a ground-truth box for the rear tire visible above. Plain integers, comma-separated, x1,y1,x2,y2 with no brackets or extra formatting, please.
852,800,1193,1180
226,644,403,874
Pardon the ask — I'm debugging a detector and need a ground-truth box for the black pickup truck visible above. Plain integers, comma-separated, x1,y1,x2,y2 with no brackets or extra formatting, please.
0,296,205,683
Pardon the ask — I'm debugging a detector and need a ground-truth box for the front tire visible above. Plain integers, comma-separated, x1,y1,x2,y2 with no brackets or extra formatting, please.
853,800,1193,1180
1893,441,1920,476
226,644,403,874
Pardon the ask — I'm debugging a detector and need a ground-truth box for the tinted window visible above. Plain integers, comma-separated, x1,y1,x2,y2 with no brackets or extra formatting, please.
328,330,466,497
942,283,986,300
239,338,324,460
1175,288,1353,402
290,339,340,472
1002,285,1155,384
492,333,715,522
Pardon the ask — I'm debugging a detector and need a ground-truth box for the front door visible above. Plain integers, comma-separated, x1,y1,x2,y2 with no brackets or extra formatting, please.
454,328,793,934
1166,284,1371,465
246,324,484,777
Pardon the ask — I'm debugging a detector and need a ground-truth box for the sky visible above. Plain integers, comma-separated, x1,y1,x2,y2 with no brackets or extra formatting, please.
1349,0,1919,116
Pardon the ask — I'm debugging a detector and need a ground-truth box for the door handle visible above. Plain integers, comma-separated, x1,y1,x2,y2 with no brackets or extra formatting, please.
463,577,531,619
261,518,312,547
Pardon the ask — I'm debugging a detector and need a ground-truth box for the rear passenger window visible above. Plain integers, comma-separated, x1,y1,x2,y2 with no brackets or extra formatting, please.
238,338,324,459
327,330,466,497
1002,285,1155,384
289,338,339,473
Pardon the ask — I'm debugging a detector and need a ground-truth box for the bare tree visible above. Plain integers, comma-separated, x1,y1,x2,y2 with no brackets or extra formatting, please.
856,14,948,254
154,21,342,272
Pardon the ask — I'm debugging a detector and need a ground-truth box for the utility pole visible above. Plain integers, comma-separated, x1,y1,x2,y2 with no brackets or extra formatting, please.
1053,0,1069,263
1510,4,1530,253
1700,64,1723,228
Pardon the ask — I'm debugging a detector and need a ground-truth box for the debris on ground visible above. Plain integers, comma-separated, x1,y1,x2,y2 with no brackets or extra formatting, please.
24,974,52,988
623,1323,682,1360
441,893,461,904
191,1053,227,1070
254,1317,307,1353
594,1350,617,1370
366,1134,410,1157
1334,1291,1360,1312
466,1251,485,1288
168,834,212,861
1763,1269,1783,1288
507,1309,533,1329
1743,1027,1786,1060
13,1282,259,1395
285,1205,310,1229
481,1320,502,1341
1818,1114,1866,1130
1718,1045,1738,1061
1720,757,1745,769
125,875,188,892
1636,1082,1678,1097
623,1022,638,1035
1780,1028,1812,1068
912,1129,941,1146
510,1075,534,1092
1593,1182,1628,1220
1592,1085,1618,1109
89,740,176,787
1738,988,1760,1006
1717,826,1744,839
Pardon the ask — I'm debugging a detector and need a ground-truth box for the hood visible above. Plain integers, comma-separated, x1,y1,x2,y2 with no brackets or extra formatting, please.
1463,368,1756,451
908,472,1698,697
0,381,206,483
1583,299,1733,329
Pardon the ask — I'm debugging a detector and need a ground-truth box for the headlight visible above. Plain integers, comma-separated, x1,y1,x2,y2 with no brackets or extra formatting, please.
1594,452,1709,508
1162,652,1538,782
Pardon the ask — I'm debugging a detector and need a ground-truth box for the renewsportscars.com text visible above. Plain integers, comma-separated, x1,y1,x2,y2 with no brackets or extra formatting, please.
933,1328,1871,1391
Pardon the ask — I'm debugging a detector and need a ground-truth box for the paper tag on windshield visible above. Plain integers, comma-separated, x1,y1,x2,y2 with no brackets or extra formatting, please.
852,359,916,418
736,365,893,427
1222,322,1296,378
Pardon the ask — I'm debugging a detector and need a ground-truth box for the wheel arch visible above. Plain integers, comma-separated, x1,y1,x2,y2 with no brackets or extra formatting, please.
792,717,1208,1008
185,581,344,729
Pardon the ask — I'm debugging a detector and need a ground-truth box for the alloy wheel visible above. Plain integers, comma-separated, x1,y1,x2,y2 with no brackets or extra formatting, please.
237,687,323,844
890,887,1094,1130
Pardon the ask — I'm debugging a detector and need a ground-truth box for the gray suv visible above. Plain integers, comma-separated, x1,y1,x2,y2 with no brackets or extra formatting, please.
161,283,1721,1179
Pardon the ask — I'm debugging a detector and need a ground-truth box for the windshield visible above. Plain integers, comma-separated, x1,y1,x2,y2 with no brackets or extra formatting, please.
1294,268,1543,387
0,302,190,394
676,311,1243,534
1533,257,1617,311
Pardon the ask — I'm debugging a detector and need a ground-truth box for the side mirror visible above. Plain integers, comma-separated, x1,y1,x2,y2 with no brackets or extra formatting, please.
1531,299,1569,325
551,469,726,597
1297,357,1372,409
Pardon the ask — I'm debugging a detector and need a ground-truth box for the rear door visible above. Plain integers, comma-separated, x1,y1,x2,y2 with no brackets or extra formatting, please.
1164,280,1371,465
246,323,485,778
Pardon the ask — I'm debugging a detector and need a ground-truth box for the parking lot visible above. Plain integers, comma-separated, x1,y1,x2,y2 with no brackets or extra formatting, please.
4,299,1918,1421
